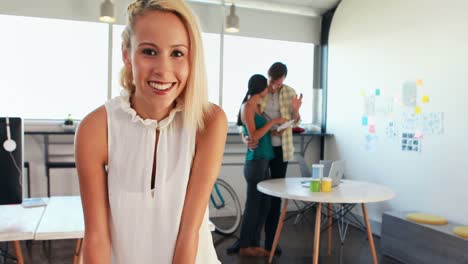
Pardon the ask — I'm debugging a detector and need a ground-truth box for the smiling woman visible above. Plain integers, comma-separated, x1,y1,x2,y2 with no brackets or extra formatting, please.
75,1,227,264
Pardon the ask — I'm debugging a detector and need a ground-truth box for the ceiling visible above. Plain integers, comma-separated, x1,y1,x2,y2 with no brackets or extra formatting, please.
187,0,341,17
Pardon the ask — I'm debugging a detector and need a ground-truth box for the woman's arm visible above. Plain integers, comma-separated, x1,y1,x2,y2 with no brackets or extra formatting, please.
75,106,111,264
241,102,286,142
172,105,227,264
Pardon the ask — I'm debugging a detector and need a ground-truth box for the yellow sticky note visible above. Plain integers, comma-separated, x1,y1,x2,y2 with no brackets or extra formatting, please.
416,79,423,87
415,106,421,114
360,90,365,96
422,95,429,103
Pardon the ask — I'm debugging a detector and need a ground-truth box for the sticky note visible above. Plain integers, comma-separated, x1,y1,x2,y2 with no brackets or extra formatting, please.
360,90,365,96
414,131,423,138
422,95,429,103
394,95,401,104
415,106,421,114
369,116,375,125
375,89,381,96
362,116,368,126
416,79,423,87
369,125,376,134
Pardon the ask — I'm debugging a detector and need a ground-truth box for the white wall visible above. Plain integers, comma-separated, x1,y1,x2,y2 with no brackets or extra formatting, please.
326,0,468,227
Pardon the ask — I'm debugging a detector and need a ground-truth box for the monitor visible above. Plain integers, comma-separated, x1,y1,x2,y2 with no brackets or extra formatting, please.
0,117,23,205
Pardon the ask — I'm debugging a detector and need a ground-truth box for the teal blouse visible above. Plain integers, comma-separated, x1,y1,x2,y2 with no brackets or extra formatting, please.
243,113,274,161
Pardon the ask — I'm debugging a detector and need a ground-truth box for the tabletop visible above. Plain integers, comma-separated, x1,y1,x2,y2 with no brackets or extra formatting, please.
35,196,84,240
0,203,46,241
257,178,395,204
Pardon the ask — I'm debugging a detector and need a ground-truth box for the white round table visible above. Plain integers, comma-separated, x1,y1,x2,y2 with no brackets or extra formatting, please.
257,178,395,264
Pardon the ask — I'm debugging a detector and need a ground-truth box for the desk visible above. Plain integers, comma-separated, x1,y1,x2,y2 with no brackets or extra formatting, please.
0,203,46,264
2,196,216,264
0,197,83,264
35,196,84,264
257,178,395,264
35,196,84,240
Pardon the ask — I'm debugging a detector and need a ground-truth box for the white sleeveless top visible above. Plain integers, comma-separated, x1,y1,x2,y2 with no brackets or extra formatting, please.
105,90,220,264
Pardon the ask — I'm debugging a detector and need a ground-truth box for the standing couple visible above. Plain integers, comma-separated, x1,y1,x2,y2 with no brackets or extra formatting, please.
234,62,303,257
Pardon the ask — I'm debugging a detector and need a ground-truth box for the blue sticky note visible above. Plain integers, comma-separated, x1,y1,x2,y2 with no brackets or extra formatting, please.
362,116,368,126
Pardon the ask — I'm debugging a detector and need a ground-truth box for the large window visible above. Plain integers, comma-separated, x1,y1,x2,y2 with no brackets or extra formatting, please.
111,26,220,104
0,15,108,120
222,35,314,124
0,14,315,123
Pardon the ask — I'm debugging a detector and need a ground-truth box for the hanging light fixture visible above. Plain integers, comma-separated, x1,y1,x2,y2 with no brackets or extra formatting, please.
225,3,239,33
99,0,116,23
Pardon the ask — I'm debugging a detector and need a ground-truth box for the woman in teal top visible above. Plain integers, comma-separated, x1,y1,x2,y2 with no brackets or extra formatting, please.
242,114,274,160
236,74,286,257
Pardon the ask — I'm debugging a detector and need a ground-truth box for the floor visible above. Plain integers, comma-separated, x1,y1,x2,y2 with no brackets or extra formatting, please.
1,211,401,264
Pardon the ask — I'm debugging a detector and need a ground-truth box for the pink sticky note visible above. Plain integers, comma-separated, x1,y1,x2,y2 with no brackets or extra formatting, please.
414,131,423,138
369,125,376,133
394,95,401,104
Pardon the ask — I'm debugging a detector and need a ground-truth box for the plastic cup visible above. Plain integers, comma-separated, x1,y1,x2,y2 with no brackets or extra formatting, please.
321,178,332,192
310,178,321,192
312,164,324,179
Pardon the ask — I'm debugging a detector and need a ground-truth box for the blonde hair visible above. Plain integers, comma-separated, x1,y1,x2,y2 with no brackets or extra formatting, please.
120,0,210,130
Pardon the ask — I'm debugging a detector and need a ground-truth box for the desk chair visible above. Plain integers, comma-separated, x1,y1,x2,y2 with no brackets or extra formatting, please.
44,135,75,197
24,162,31,198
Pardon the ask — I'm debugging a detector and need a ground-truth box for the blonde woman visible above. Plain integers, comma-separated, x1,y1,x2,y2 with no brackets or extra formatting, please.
75,0,226,263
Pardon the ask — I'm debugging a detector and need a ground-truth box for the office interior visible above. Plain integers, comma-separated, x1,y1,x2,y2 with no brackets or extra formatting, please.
1,0,467,263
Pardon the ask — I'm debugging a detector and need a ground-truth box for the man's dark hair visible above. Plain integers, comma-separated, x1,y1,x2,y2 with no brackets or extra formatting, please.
268,62,288,80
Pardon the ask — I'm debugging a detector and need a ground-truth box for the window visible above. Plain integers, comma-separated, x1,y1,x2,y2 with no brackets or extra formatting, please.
222,35,315,124
0,15,108,120
111,27,221,105
111,25,125,98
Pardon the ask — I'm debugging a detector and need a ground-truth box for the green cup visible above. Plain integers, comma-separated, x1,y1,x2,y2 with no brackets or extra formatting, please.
310,178,321,192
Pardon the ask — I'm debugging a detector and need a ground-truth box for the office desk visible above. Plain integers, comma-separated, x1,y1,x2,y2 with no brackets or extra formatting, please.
257,178,395,264
2,195,215,264
0,202,46,264
35,196,84,240
34,196,83,264
0,197,83,264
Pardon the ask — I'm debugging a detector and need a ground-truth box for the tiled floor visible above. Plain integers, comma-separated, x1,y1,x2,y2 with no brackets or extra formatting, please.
1,211,401,264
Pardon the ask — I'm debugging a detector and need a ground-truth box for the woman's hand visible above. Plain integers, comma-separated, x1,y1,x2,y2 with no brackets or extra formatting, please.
242,135,258,150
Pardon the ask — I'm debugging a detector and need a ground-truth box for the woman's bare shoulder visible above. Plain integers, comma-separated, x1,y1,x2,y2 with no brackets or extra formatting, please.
198,104,227,139
207,103,226,121
77,106,107,137
75,105,108,163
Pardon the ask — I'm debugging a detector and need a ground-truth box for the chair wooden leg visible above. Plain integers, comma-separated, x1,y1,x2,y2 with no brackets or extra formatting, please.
268,199,289,264
13,241,24,264
362,203,378,264
73,239,83,264
327,203,332,256
313,203,322,264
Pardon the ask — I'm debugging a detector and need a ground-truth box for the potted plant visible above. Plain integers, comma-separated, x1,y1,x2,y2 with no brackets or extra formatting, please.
62,114,75,131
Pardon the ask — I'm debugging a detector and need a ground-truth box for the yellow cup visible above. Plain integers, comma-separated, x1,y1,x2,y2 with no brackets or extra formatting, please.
321,178,332,192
